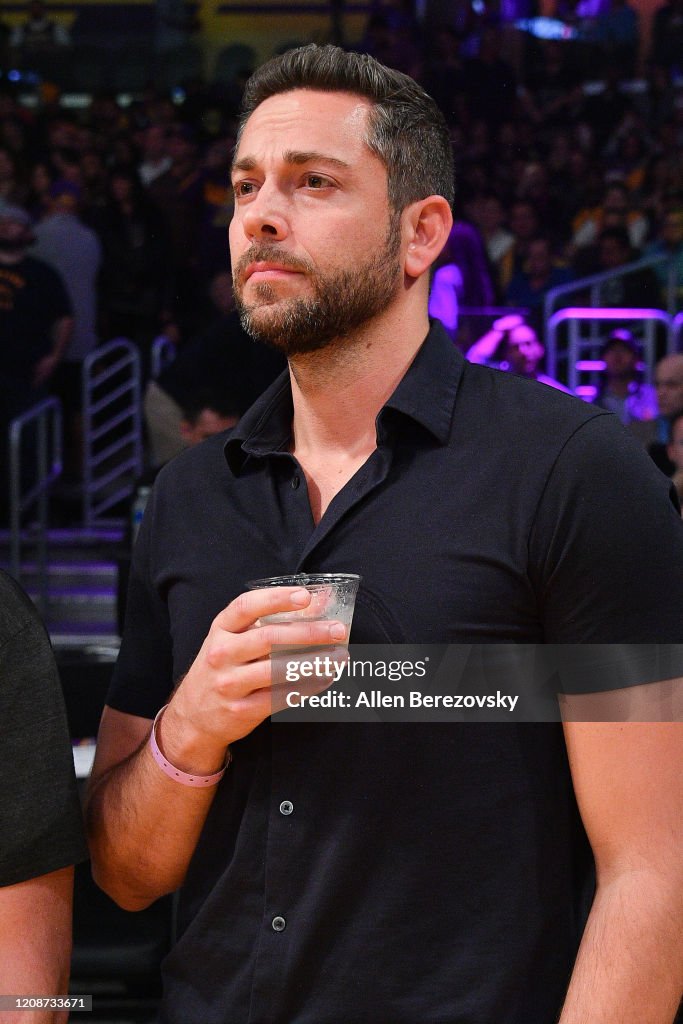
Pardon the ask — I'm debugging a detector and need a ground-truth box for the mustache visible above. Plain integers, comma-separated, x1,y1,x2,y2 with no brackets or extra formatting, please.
233,245,314,282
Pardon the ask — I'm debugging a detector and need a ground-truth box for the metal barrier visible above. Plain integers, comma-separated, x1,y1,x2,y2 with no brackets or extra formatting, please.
150,334,177,378
82,338,143,528
673,312,683,353
543,252,676,330
546,307,674,394
8,398,62,613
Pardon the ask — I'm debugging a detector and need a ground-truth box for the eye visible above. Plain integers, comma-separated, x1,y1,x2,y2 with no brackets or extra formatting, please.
304,173,332,190
233,180,256,198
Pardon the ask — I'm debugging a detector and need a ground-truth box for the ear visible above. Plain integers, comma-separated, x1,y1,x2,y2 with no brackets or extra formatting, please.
403,196,453,281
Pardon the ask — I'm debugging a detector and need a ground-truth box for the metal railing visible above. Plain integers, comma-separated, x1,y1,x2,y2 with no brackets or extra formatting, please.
82,338,143,529
546,308,675,394
8,398,62,613
543,252,676,330
150,334,177,379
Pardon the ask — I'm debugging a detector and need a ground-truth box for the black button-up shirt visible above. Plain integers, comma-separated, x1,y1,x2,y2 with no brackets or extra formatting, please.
110,322,683,1024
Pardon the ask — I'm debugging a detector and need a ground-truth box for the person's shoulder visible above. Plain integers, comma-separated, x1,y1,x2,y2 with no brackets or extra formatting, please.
460,361,608,435
0,571,43,647
153,429,236,492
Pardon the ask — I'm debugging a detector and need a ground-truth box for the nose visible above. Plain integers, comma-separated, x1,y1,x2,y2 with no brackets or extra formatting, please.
239,184,289,242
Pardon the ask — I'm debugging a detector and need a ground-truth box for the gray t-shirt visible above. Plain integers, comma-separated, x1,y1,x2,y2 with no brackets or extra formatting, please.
0,571,87,886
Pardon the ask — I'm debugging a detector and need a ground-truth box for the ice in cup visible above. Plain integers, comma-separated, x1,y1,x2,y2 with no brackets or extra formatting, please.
246,573,361,643
246,574,361,700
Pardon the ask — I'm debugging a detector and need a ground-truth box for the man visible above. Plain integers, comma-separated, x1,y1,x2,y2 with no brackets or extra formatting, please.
466,314,572,392
0,202,72,519
504,234,573,332
0,570,87,1020
31,180,101,479
649,352,683,474
594,328,658,425
86,46,683,1024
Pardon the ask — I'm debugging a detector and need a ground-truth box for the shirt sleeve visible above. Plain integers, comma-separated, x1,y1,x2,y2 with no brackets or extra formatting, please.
529,411,683,645
106,482,175,719
0,601,87,886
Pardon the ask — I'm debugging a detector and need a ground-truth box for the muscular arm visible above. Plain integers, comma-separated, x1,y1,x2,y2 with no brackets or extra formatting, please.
85,587,346,910
0,866,73,1024
559,716,683,1024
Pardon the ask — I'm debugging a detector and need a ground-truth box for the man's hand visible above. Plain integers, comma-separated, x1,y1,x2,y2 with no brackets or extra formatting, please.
86,585,346,909
157,586,347,773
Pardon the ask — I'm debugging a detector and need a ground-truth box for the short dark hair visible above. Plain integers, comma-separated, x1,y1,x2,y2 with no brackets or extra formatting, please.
238,44,454,213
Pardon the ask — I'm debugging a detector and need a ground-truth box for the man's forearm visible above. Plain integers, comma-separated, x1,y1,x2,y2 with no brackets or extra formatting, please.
559,869,683,1024
85,727,222,911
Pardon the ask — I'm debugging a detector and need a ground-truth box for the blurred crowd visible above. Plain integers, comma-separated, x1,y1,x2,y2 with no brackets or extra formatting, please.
0,0,682,491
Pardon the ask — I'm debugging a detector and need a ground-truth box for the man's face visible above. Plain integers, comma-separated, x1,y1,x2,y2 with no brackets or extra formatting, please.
526,240,551,279
603,341,637,379
504,326,543,375
655,358,683,418
599,237,629,270
229,89,403,357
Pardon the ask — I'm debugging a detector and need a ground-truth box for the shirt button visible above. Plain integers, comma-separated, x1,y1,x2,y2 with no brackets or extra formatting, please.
271,916,286,932
279,800,294,815
291,474,300,490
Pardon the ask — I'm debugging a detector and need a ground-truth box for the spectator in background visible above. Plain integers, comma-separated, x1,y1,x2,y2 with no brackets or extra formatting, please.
148,123,206,336
31,180,101,479
593,329,658,425
0,202,72,417
0,203,72,519
144,270,285,466
466,315,571,392
645,206,683,310
650,353,683,474
572,181,649,259
593,226,664,307
96,165,172,364
138,123,172,188
504,236,573,333
666,411,683,510
498,199,541,295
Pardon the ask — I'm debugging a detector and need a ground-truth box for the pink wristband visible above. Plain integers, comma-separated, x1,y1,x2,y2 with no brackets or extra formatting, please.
149,704,229,788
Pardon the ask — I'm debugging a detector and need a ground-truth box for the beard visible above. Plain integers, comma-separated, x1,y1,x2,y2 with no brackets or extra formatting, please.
232,218,402,357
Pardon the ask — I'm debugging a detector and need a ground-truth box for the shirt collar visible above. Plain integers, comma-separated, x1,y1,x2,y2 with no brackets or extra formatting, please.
224,320,464,473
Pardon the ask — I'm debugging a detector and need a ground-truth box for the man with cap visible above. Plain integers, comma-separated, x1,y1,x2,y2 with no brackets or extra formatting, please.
593,328,658,425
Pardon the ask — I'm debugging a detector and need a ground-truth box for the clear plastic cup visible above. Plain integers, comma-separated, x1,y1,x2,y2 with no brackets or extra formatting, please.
246,573,361,639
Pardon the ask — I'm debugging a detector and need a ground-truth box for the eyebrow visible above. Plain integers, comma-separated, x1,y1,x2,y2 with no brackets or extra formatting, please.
232,149,351,174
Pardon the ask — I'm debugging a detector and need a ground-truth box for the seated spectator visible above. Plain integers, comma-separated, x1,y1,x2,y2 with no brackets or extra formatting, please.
466,315,571,392
593,329,658,425
572,181,649,257
497,200,541,296
144,270,285,466
469,193,514,292
645,205,683,311
666,411,683,510
0,147,27,207
504,236,573,333
137,123,172,188
592,226,664,307
649,353,683,474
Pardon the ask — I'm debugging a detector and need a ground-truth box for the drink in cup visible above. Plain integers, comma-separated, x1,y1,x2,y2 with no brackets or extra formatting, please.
246,573,360,648
246,573,361,701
